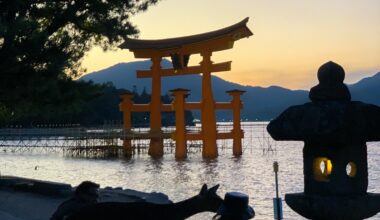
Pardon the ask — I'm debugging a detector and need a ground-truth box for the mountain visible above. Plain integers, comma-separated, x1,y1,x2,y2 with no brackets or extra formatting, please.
349,72,380,104
80,60,379,120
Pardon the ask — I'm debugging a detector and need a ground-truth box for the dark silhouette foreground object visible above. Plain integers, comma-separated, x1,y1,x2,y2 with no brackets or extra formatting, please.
51,181,100,220
267,61,380,219
213,192,255,220
67,184,222,220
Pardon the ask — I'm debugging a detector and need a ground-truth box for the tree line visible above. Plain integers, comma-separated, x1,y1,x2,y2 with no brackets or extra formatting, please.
0,0,163,127
0,82,194,127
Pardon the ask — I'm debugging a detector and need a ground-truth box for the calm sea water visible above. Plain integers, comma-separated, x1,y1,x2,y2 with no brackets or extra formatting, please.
1,122,380,219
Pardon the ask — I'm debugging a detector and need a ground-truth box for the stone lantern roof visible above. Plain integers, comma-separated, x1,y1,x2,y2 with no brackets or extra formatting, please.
267,61,380,143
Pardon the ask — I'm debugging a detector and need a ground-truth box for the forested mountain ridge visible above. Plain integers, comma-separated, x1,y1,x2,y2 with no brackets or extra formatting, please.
81,60,380,120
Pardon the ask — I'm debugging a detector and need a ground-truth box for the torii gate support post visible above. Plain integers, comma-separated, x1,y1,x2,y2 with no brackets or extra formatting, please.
227,89,245,156
148,56,164,158
171,89,190,159
119,18,253,159
119,91,134,156
200,51,218,159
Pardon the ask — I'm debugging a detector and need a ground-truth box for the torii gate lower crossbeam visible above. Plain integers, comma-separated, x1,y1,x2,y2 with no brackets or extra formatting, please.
119,18,253,159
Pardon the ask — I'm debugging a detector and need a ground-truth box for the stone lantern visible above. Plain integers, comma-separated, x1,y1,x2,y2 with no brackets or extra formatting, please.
267,61,380,219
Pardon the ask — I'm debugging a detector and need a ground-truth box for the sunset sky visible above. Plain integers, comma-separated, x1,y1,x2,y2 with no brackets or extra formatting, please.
81,0,380,89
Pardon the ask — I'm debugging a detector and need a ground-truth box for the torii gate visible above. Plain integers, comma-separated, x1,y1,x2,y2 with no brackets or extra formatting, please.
119,18,252,159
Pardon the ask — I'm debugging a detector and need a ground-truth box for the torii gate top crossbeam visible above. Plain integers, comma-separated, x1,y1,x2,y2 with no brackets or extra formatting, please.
119,18,253,58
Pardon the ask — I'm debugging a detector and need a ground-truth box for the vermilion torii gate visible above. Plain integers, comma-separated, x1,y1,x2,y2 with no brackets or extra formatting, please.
119,18,252,159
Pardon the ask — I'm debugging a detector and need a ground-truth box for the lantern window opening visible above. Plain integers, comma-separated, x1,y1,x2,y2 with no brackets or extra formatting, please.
313,157,333,182
346,161,357,177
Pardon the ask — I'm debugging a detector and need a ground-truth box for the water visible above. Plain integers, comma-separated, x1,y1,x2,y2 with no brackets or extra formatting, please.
0,123,380,219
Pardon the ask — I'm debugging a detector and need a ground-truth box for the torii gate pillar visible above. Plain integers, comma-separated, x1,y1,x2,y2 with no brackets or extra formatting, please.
148,56,164,158
171,88,190,159
119,91,134,156
201,51,218,158
227,89,245,156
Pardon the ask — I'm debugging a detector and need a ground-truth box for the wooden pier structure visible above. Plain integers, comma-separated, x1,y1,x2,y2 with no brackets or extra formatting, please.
119,18,253,159
0,122,274,157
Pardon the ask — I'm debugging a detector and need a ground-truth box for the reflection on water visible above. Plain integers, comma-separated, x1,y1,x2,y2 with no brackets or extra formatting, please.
1,126,380,219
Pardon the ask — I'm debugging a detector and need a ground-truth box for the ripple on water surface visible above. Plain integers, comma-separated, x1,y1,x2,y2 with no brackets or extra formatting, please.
1,134,380,219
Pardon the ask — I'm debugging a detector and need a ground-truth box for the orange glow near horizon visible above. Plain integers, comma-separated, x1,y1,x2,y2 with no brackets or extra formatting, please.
81,0,380,89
